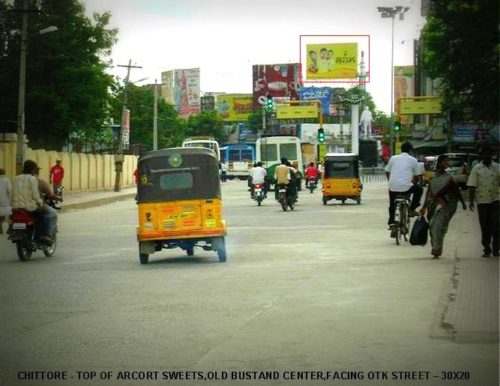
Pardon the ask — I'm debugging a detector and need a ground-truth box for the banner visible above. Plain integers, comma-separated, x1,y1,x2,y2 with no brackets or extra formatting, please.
216,94,253,121
174,68,200,117
400,98,442,114
276,105,318,119
306,43,358,79
252,64,301,108
394,66,414,112
299,87,333,115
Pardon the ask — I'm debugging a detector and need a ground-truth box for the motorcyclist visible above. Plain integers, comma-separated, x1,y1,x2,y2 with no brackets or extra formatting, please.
249,161,267,198
274,158,291,201
286,161,299,203
11,160,53,245
305,162,319,188
34,167,61,240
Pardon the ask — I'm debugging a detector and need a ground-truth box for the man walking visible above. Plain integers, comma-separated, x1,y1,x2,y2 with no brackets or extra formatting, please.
467,147,499,257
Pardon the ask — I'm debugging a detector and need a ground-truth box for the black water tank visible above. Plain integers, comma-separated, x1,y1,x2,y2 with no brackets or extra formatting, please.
359,139,378,167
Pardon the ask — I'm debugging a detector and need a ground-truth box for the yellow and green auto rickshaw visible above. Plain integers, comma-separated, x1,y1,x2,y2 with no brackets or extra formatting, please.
322,153,363,205
136,147,227,264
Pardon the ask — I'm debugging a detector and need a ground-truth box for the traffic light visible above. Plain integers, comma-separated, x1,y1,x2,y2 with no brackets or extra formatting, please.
266,94,274,111
317,127,325,143
393,120,401,132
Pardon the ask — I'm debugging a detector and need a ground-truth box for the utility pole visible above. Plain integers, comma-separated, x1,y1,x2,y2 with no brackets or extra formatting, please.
114,59,141,192
15,0,29,174
153,79,158,151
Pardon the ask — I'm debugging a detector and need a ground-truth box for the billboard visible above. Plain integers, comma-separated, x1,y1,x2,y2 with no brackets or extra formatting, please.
173,68,200,117
276,105,318,119
160,70,174,105
216,94,253,121
306,43,358,80
394,65,414,113
252,64,301,109
299,87,333,115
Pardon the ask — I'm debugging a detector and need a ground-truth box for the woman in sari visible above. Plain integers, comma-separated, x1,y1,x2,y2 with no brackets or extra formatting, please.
420,154,467,258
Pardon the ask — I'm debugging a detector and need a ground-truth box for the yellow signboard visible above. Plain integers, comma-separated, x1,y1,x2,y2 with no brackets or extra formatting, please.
216,94,253,121
276,105,318,119
306,43,358,80
399,99,442,114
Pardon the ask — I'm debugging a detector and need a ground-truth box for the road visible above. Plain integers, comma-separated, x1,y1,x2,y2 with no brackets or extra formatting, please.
0,180,497,386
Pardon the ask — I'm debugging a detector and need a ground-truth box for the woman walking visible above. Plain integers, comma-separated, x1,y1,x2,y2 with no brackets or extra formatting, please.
420,154,467,258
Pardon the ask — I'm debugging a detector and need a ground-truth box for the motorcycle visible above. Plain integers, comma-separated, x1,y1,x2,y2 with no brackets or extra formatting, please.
277,184,295,211
307,179,318,194
7,187,62,262
252,183,266,206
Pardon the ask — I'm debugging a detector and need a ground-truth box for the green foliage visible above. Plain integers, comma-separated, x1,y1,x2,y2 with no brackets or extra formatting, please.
186,110,228,144
0,0,117,150
422,0,499,121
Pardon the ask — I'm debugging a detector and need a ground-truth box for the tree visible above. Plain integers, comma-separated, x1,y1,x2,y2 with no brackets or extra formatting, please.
422,0,499,121
108,83,186,153
0,0,118,150
185,110,228,144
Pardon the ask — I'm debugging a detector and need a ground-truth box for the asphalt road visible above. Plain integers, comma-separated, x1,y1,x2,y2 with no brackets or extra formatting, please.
0,180,497,386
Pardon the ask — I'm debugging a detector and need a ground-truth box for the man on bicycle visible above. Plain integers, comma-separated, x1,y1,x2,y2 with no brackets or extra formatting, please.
385,141,423,229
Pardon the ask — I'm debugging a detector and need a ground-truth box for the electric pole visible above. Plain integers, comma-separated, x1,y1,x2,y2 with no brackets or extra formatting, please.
114,59,141,192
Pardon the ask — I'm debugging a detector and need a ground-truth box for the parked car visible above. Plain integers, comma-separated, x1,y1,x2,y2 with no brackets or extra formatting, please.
440,153,479,189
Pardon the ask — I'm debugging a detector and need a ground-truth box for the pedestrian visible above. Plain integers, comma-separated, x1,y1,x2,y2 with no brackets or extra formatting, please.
0,168,12,234
49,159,65,201
467,146,499,257
420,154,467,259
220,162,227,182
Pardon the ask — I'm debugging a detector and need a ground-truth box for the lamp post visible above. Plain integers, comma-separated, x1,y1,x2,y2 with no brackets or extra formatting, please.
15,0,58,173
377,6,409,157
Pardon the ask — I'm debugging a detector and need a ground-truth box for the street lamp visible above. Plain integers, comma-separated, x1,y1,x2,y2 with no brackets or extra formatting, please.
377,6,409,156
15,3,58,173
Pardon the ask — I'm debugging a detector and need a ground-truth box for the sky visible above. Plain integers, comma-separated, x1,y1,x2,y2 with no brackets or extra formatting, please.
82,0,426,114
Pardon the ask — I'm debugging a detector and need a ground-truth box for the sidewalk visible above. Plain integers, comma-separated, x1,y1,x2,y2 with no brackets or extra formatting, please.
60,186,136,210
441,209,499,343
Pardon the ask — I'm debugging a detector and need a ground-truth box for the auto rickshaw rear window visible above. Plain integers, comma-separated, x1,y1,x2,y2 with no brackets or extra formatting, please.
159,172,193,190
325,162,357,178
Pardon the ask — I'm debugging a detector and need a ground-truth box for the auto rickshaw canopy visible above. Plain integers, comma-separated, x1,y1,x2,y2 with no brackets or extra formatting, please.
136,147,221,203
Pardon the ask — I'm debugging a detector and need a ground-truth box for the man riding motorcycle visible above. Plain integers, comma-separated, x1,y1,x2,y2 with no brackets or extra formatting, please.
11,160,55,245
305,162,319,188
249,161,267,199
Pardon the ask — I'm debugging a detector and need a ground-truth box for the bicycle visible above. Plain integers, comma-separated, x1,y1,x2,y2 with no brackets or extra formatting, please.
392,193,411,245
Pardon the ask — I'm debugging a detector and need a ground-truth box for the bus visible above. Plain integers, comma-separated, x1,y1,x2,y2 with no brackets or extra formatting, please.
182,138,220,161
220,144,255,179
256,136,303,189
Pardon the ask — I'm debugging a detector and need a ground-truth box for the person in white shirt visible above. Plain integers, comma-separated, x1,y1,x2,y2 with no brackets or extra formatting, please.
11,160,54,244
249,161,267,198
0,168,12,234
467,146,499,257
385,142,423,227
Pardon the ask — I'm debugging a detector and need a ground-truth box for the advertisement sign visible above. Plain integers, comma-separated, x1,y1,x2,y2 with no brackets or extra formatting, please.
400,98,442,114
160,70,174,105
121,109,130,147
276,105,318,119
306,43,358,80
216,94,253,121
252,64,301,109
452,123,476,142
299,87,333,115
394,66,414,112
201,96,215,111
174,68,200,117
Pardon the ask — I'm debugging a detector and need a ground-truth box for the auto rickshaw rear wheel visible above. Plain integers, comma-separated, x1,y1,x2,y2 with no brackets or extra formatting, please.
217,239,227,263
186,246,194,256
140,253,149,264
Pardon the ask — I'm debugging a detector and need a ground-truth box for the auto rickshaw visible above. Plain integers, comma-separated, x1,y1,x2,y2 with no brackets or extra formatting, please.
136,147,228,264
322,153,362,205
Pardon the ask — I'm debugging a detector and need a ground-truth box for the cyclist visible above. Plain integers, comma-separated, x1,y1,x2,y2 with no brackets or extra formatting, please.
385,141,423,230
